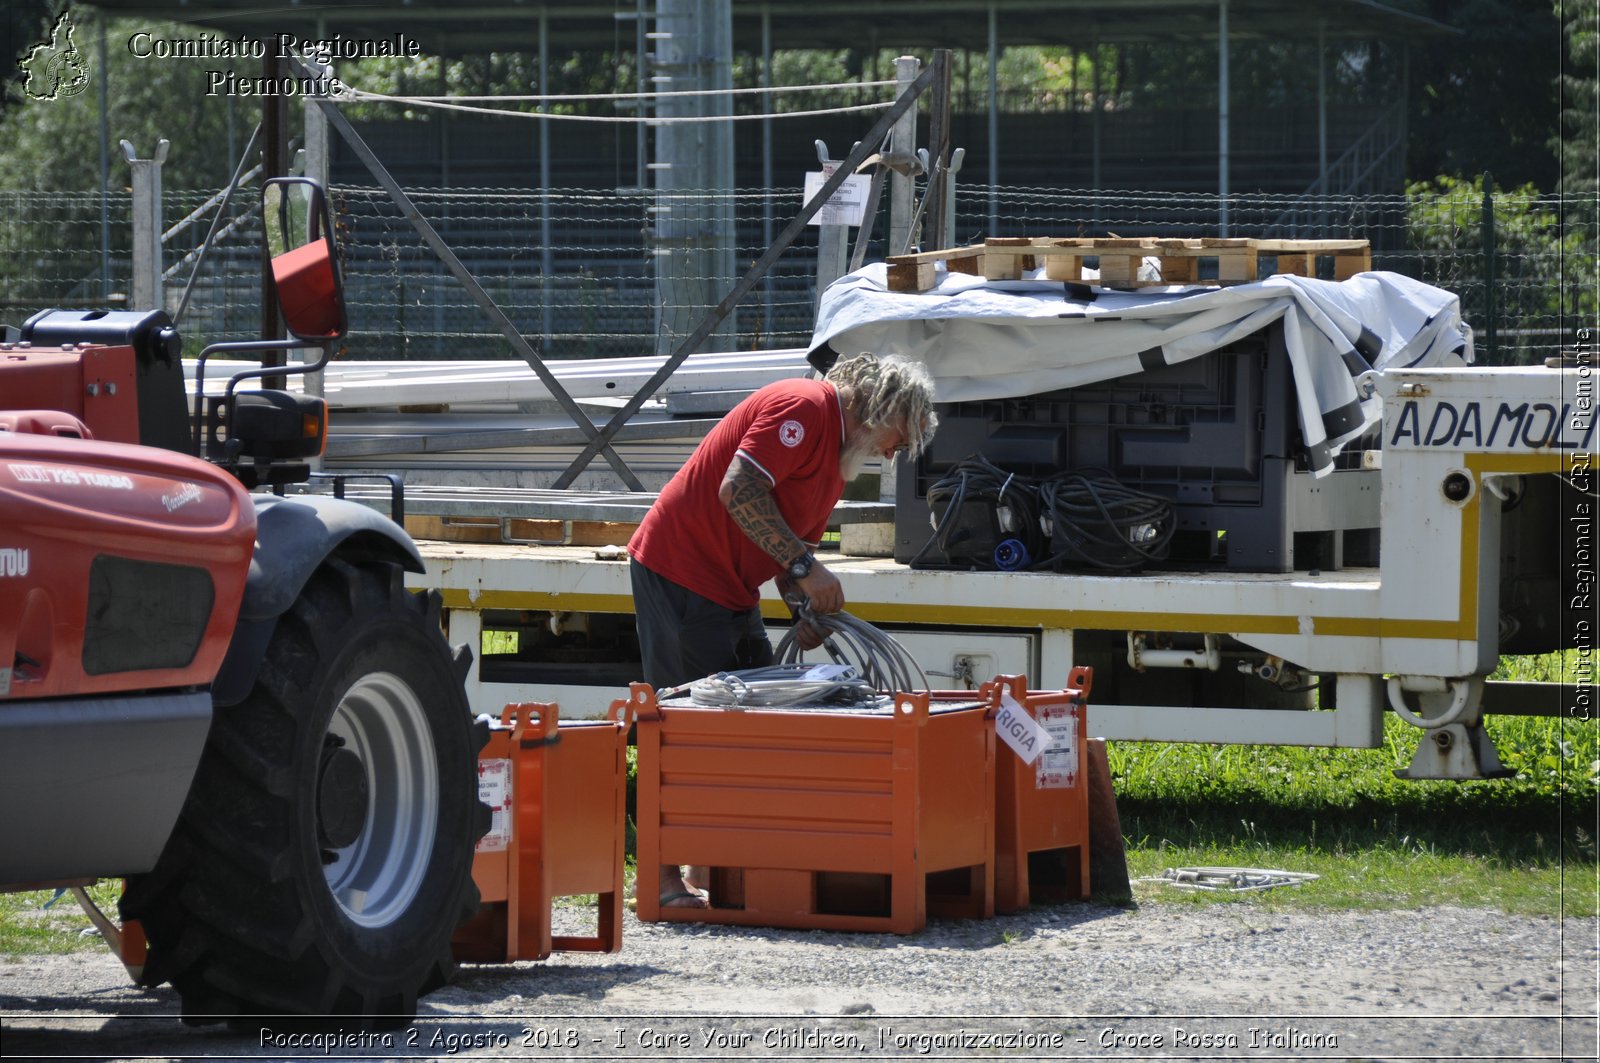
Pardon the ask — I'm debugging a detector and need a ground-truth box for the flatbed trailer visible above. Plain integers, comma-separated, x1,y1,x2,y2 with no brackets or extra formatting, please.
405,364,1594,781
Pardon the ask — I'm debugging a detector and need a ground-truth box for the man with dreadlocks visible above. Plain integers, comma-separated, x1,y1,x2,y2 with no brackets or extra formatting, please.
628,352,937,908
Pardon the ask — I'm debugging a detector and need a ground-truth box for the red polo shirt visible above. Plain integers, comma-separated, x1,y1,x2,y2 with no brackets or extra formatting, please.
630,378,845,610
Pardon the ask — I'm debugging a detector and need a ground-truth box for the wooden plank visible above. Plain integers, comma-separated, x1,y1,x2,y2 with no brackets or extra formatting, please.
946,250,983,276
1255,239,1369,253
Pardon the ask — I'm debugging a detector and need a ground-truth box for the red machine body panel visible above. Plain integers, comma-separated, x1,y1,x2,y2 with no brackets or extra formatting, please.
0,430,256,700
1,345,141,444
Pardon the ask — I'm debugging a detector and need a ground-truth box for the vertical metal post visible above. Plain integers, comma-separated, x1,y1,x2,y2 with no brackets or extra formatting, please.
121,139,169,313
98,23,110,301
1090,42,1102,190
653,0,735,355
987,3,999,238
1218,0,1231,236
813,143,851,322
301,51,332,425
762,9,774,330
1316,21,1327,194
1316,20,1327,237
539,9,553,346
262,53,287,349
1482,172,1498,363
924,49,953,254
889,56,920,255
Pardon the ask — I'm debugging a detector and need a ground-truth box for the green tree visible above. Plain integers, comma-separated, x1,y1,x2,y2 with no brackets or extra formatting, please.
1553,0,1597,198
1406,173,1593,364
1409,0,1561,188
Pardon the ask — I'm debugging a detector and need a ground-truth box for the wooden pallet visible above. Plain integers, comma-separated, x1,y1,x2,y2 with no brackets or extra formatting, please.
885,236,1371,293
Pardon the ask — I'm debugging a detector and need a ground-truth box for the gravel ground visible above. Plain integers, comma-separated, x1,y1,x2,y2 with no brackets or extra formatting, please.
1,900,1595,1061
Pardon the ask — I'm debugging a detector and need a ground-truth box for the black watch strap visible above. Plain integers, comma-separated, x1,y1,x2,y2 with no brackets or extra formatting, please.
786,552,814,581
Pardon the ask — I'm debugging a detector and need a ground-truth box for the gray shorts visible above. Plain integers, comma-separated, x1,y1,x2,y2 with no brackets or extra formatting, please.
630,558,774,689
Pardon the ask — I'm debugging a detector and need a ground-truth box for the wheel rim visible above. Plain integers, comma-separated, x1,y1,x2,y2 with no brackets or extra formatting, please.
322,671,438,928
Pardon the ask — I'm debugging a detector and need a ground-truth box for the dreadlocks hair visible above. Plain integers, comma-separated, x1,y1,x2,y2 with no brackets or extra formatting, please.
824,352,939,458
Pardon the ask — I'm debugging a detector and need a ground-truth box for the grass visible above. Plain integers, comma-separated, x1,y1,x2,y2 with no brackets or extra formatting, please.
0,879,122,957
1111,707,1598,917
5,660,1593,957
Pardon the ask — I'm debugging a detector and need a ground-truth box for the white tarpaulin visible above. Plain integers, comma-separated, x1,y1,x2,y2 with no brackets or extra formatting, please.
809,266,1472,475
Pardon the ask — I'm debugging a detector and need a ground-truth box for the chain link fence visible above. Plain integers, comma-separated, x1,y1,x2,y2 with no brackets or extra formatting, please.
1,183,1593,366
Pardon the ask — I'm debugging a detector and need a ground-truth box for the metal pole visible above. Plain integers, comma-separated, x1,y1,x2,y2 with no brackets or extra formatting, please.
1218,0,1230,236
540,9,553,346
924,49,953,253
302,55,331,416
987,3,999,238
1316,20,1327,196
97,23,111,302
1482,171,1497,363
762,9,774,330
889,56,920,255
121,139,169,313
1091,41,1102,190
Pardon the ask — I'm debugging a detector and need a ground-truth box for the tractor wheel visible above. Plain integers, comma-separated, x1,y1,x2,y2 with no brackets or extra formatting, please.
123,559,486,1027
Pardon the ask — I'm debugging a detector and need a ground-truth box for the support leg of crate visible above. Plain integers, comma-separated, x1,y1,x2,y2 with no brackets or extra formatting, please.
982,251,1026,281
1217,250,1259,283
1043,254,1085,282
1096,255,1143,286
1333,250,1371,280
1274,252,1315,278
1158,255,1198,284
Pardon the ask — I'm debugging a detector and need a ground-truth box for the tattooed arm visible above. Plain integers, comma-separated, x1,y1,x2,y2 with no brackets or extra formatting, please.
717,456,844,614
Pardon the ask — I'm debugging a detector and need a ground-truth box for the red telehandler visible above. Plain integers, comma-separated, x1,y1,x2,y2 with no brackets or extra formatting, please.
0,178,485,1026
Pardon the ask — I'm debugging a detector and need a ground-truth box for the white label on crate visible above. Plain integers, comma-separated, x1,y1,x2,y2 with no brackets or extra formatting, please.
995,690,1051,765
1035,703,1079,790
476,758,512,853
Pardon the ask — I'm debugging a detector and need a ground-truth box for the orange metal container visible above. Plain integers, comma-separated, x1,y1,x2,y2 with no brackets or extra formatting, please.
452,699,631,964
627,682,996,934
987,668,1094,913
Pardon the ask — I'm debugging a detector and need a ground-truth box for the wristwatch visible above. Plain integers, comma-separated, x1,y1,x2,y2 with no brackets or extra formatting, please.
786,552,815,581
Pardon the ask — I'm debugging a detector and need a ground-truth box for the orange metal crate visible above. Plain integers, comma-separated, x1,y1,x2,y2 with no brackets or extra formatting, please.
452,699,630,964
626,682,996,934
985,669,1094,913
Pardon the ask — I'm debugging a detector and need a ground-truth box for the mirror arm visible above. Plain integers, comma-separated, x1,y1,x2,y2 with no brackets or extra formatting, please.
192,337,328,454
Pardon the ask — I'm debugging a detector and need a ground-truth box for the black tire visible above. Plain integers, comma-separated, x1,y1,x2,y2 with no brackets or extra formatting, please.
123,559,486,1027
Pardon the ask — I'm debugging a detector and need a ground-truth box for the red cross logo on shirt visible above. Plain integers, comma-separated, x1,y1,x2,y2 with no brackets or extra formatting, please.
779,419,805,447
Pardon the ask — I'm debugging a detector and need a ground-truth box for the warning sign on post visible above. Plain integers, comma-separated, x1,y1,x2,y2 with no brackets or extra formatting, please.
804,163,871,227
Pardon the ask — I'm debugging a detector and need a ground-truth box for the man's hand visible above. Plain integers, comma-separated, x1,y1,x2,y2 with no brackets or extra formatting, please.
794,560,844,614
791,616,827,651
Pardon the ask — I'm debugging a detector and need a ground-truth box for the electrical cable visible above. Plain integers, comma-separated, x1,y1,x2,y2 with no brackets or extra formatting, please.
774,606,928,696
1037,468,1176,571
684,663,878,709
909,453,1043,569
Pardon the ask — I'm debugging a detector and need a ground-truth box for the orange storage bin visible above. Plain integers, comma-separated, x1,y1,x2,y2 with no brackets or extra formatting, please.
986,668,1094,913
452,699,631,963
627,682,996,935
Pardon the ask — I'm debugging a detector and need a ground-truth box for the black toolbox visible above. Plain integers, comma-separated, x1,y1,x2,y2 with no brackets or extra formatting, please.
895,324,1379,573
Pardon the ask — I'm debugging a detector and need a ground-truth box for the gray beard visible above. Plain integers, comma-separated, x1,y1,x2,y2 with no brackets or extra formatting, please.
839,433,880,480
